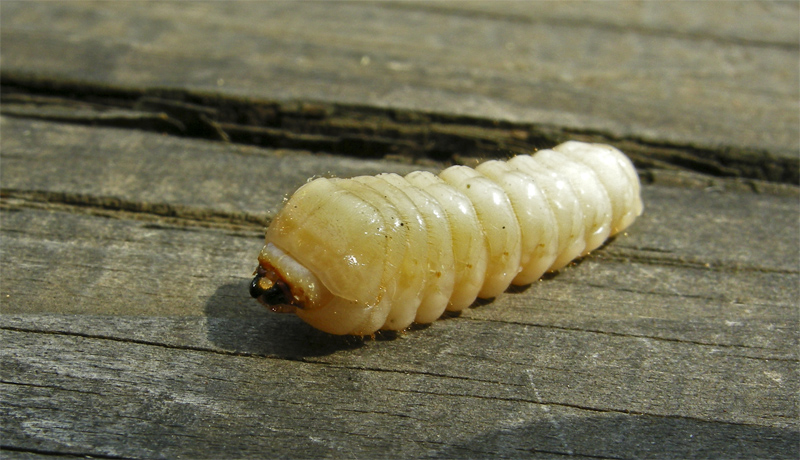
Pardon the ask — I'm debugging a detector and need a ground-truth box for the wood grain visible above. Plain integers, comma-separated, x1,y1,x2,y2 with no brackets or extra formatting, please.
1,1,797,156
1,2,797,459
2,115,797,459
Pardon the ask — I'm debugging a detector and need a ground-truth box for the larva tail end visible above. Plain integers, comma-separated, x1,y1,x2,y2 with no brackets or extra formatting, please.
250,265,297,314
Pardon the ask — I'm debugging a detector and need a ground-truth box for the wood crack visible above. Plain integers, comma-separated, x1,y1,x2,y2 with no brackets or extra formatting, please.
378,2,799,51
2,73,797,186
384,387,784,429
595,248,800,275
1,188,268,232
525,448,627,460
468,319,796,356
314,362,523,388
0,325,265,359
0,380,105,397
4,313,796,364
0,444,138,460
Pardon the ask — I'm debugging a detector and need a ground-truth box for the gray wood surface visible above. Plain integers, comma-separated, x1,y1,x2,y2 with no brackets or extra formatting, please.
1,2,798,459
1,1,797,159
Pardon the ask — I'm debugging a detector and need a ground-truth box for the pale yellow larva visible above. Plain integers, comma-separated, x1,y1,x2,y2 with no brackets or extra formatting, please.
250,141,643,335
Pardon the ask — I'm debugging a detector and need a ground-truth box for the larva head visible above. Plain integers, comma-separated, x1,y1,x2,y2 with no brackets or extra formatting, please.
250,242,333,313
250,265,296,314
250,178,390,331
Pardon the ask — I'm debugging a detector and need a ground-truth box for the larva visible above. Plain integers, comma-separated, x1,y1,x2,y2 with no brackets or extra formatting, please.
250,141,643,335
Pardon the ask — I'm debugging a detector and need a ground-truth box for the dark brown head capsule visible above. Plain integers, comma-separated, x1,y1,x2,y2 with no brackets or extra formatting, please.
250,265,297,314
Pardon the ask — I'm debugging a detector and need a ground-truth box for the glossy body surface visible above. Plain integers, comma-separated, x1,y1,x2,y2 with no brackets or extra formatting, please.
252,141,643,335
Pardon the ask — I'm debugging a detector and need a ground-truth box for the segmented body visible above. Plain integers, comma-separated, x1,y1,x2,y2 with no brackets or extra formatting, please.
251,141,643,335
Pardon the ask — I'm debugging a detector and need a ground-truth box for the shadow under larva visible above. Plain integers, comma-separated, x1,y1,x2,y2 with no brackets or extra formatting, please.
250,141,643,336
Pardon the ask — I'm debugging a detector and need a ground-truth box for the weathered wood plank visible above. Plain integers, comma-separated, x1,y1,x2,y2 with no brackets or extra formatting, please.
1,1,797,157
403,1,799,44
2,131,798,457
2,115,797,321
2,322,797,459
0,115,431,220
3,87,796,185
1,1,798,459
1,116,797,459
4,190,795,355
